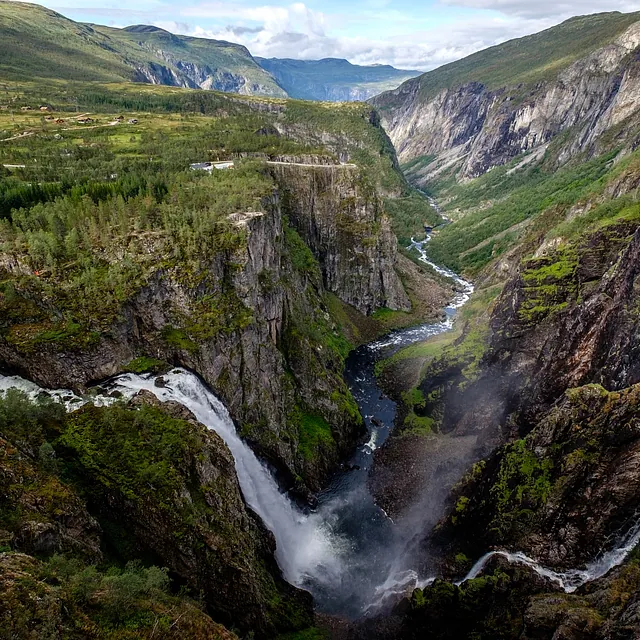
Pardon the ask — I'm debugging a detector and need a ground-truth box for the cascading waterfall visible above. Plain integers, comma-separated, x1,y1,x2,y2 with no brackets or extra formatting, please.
99,370,347,589
3,360,640,613
0,369,343,588
2,222,638,617
459,513,640,593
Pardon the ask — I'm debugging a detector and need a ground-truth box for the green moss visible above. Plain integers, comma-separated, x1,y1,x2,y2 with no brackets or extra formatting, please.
187,292,254,340
403,412,434,436
5,319,101,353
297,412,335,462
58,404,203,506
402,387,426,410
521,247,578,285
488,439,554,538
284,221,321,277
455,496,470,514
161,326,198,353
518,246,579,323
124,356,166,374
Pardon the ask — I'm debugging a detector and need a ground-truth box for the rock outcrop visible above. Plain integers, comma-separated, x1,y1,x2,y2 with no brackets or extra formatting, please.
372,19,640,181
0,390,310,638
0,196,371,492
270,163,410,314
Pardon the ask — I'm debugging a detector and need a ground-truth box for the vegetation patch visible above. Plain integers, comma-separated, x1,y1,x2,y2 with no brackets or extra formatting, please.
296,410,336,462
124,356,167,374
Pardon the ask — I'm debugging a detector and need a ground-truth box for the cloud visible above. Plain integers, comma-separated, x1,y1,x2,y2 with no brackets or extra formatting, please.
440,0,640,19
177,3,550,70
31,0,640,70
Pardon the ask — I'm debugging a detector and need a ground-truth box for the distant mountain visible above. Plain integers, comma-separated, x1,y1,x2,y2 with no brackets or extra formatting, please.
256,57,421,101
0,1,285,97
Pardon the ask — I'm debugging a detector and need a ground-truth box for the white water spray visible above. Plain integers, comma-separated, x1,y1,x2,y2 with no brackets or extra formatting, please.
0,369,343,589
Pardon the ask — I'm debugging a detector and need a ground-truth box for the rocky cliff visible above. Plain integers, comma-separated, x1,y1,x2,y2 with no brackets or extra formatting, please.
269,163,410,314
0,196,370,493
372,13,640,181
363,146,640,638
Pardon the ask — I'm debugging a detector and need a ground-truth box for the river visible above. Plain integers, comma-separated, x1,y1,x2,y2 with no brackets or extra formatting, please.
1,236,638,619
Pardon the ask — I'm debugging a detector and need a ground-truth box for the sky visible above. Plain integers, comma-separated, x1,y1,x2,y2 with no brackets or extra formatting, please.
23,0,640,70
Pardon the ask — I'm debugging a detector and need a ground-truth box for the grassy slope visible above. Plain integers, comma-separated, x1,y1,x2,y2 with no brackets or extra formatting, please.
256,57,420,100
375,11,640,107
0,1,283,95
0,1,133,82
92,25,285,95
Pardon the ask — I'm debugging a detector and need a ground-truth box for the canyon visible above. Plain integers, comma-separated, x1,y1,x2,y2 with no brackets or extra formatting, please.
3,7,640,640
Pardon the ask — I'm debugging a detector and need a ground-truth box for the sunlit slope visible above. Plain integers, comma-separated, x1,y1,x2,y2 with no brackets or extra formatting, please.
0,1,285,96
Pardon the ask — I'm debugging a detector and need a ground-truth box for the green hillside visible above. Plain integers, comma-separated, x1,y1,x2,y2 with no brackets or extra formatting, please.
0,1,285,96
92,25,285,95
376,11,640,105
0,1,133,82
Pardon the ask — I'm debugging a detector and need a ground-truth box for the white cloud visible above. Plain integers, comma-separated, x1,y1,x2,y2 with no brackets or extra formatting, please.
38,0,640,70
166,2,548,69
440,0,640,19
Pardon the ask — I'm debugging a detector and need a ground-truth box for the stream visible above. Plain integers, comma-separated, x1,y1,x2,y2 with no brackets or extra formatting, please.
1,234,638,619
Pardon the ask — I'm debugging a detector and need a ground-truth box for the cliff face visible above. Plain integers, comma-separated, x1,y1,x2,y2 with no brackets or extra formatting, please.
0,195,374,492
0,390,309,638
270,164,410,314
405,218,640,575
373,21,640,180
132,53,284,96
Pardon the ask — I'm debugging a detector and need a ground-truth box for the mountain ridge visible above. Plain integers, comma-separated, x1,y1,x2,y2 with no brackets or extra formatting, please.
256,56,421,101
0,0,286,96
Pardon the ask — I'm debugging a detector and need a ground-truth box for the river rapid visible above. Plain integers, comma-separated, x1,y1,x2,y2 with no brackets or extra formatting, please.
1,233,639,619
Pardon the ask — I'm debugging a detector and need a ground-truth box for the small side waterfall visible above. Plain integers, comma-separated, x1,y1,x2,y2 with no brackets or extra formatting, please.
459,514,640,593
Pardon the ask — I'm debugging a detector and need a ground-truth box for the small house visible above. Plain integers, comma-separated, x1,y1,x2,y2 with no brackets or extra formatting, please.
424,225,433,234
78,117,93,124
55,118,65,124
20,106,32,111
39,106,51,112
128,118,138,124
116,115,125,121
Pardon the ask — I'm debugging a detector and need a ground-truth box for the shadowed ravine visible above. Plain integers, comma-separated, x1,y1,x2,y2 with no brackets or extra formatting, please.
2,241,639,620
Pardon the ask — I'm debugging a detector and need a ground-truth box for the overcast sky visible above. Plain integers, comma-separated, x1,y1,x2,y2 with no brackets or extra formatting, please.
27,0,640,69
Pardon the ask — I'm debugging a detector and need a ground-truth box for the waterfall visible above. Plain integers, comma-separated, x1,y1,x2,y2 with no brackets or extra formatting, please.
0,369,343,589
4,365,640,612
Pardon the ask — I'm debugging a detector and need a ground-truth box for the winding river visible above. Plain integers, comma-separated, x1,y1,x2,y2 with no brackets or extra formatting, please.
1,234,638,619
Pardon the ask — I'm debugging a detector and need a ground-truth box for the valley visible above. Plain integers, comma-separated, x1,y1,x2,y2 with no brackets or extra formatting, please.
2,4,640,640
